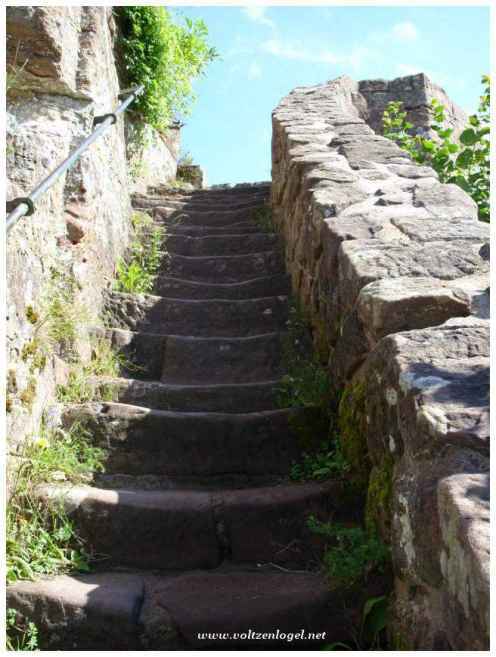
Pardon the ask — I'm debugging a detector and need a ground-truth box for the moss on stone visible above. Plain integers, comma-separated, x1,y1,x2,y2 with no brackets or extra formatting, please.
25,305,39,325
21,339,39,362
19,377,37,409
312,315,330,363
366,454,394,538
338,381,370,491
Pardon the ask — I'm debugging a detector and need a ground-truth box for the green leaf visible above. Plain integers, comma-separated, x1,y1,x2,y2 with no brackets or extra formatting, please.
456,149,473,168
460,128,478,145
362,596,388,645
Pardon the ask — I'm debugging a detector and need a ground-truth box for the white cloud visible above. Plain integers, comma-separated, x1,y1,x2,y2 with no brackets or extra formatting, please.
242,6,275,28
261,38,371,71
391,21,418,41
248,62,262,79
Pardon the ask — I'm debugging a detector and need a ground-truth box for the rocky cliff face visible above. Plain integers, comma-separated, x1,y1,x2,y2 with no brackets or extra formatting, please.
6,7,179,462
271,74,489,650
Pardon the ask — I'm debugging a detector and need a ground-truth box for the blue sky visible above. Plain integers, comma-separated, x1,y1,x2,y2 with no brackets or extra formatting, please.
172,5,490,185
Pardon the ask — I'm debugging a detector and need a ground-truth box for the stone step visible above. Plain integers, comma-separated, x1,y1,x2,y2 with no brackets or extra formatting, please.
87,377,281,412
153,221,263,236
132,189,269,211
163,251,284,283
164,232,278,256
153,273,291,299
62,402,323,476
37,480,337,570
93,472,285,491
137,195,269,213
152,206,265,228
7,568,341,650
100,327,285,384
160,333,284,385
104,292,289,337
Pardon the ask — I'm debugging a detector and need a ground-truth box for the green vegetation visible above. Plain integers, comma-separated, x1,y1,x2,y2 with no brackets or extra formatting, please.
383,75,490,222
337,382,370,491
118,7,218,132
278,302,331,410
290,435,349,482
178,151,194,166
308,516,390,589
6,609,39,651
115,211,165,294
25,306,39,325
7,421,105,586
56,336,124,404
326,596,388,650
252,205,274,232
365,457,394,537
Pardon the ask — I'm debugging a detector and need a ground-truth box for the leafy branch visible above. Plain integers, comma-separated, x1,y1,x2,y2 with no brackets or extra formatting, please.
383,75,490,222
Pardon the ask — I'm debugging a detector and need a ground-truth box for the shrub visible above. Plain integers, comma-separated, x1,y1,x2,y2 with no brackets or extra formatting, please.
383,75,490,222
118,7,218,132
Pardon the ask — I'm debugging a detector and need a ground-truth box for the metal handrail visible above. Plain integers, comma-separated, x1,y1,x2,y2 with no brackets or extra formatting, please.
6,84,145,234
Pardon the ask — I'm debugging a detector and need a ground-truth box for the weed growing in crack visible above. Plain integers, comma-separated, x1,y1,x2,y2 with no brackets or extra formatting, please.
252,205,274,232
6,608,39,651
115,211,166,293
307,516,390,589
56,337,126,404
277,301,331,410
6,421,105,585
290,437,350,482
325,595,389,650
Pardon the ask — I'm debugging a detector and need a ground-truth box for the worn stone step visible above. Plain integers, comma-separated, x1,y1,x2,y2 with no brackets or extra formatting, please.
98,327,285,384
62,402,324,476
152,207,266,228
87,377,281,412
93,472,284,491
133,189,269,212
138,196,269,215
163,251,284,283
164,233,278,256
153,273,291,299
7,567,340,650
139,568,346,649
37,480,337,570
133,185,269,203
155,221,263,236
161,333,285,385
104,292,289,337
7,572,145,650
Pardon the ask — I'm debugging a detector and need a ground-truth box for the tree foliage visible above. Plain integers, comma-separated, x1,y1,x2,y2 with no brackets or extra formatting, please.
118,7,218,132
383,75,490,222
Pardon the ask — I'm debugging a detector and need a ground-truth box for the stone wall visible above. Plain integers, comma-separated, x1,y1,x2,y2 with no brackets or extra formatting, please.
126,120,180,194
358,72,468,139
5,7,179,465
271,74,489,650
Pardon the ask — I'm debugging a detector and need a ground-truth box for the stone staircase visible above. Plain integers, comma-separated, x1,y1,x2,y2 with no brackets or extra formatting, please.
8,183,357,649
